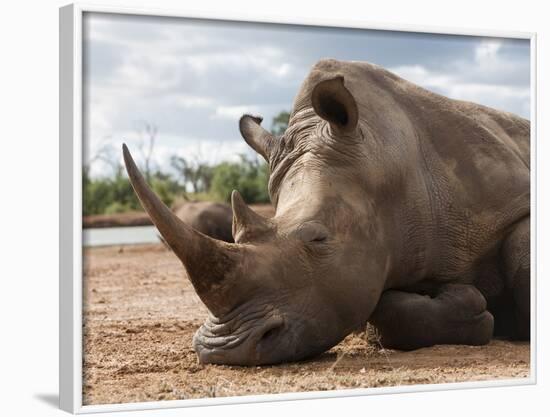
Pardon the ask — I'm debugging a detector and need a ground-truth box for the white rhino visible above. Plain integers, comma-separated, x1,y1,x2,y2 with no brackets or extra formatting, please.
123,59,530,365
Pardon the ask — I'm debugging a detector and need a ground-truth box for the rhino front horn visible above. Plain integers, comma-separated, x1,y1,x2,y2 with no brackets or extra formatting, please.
122,144,243,316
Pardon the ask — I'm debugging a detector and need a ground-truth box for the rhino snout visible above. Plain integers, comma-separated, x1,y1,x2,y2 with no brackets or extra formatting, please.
193,313,288,366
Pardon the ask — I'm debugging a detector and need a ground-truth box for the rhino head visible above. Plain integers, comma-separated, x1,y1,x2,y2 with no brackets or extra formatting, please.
123,62,397,365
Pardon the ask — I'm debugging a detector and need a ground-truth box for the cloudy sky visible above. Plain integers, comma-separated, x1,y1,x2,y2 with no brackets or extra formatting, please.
83,12,530,178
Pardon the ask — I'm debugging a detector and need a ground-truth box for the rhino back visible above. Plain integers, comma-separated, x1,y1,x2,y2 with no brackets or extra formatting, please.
293,59,530,280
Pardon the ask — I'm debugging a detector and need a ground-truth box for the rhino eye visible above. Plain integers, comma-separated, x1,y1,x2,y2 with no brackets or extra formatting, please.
295,222,329,243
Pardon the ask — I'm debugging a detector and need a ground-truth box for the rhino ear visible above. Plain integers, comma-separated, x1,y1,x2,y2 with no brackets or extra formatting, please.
239,115,275,163
311,76,358,135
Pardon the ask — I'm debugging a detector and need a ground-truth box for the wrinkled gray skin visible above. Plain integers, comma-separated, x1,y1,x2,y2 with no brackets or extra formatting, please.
172,201,234,243
123,59,530,366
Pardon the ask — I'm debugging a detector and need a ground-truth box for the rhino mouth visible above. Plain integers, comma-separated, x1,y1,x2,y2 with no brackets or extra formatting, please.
193,307,285,366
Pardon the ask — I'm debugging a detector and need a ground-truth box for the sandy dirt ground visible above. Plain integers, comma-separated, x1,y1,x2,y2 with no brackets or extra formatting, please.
83,243,530,406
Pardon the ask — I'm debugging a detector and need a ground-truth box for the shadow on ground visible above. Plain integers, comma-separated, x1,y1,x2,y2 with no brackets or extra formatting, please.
34,393,59,409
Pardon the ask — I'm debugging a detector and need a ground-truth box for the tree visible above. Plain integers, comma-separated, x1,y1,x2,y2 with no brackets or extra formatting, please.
82,122,183,215
210,155,269,203
270,111,290,135
84,135,123,178
136,122,158,182
170,155,214,194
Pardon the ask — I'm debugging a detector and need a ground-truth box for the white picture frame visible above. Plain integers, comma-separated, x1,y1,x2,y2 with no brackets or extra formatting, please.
59,3,537,413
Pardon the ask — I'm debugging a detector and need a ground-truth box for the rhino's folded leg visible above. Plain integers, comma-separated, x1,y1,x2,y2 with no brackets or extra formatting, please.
369,284,494,350
500,217,530,340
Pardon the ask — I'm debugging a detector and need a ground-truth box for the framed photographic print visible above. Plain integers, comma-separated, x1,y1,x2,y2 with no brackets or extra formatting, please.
59,3,536,413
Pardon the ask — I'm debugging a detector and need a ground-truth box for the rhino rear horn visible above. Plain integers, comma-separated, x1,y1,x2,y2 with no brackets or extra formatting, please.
122,144,243,316
311,76,358,134
239,115,275,162
231,190,271,242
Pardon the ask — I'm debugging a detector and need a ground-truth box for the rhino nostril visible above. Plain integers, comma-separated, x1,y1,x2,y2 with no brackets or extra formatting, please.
258,316,285,345
260,326,280,343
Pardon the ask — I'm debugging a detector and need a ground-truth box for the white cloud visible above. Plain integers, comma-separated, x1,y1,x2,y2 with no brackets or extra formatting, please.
475,40,502,65
83,13,530,180
389,65,452,90
211,105,258,120
390,41,530,118
173,95,216,109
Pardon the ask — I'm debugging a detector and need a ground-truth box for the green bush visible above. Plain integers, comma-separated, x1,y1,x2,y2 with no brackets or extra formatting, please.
211,156,269,204
104,201,135,214
83,171,182,216
83,154,270,216
270,111,290,135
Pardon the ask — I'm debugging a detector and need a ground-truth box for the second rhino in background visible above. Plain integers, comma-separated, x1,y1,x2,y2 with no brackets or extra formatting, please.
164,200,235,243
